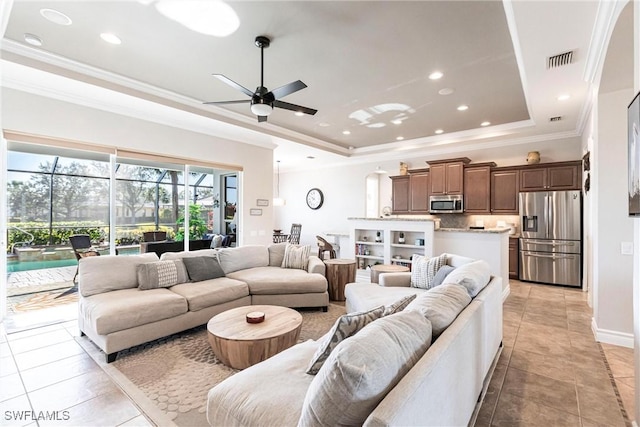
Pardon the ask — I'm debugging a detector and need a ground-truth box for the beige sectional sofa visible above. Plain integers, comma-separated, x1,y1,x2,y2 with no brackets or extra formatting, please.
206,253,503,427
78,243,328,362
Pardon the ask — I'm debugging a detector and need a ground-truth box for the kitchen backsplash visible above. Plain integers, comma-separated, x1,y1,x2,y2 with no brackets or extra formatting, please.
436,214,520,232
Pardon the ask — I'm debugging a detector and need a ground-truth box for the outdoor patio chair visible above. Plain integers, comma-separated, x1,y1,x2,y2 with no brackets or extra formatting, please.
68,234,100,286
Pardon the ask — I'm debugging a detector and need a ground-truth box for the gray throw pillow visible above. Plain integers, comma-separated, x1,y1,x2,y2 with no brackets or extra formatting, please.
137,260,188,290
182,256,225,282
410,253,448,290
405,283,471,338
431,265,456,288
306,306,385,375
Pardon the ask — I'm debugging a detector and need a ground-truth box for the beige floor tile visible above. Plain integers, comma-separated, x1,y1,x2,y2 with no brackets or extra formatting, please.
0,394,33,427
497,344,513,366
0,341,11,358
522,310,568,329
6,324,64,341
513,325,572,359
118,414,154,427
503,309,523,326
13,340,85,371
509,348,575,383
573,365,616,393
615,378,636,421
39,389,141,427
0,372,27,403
8,329,73,355
491,391,581,427
576,386,626,426
20,352,101,392
1,354,19,378
568,331,600,353
502,324,518,347
500,367,579,415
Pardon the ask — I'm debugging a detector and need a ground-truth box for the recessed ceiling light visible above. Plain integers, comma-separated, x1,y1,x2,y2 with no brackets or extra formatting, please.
438,88,454,95
294,112,304,117
155,0,240,37
457,105,469,111
100,33,122,45
557,94,571,101
342,130,351,135
40,8,72,25
429,71,443,80
396,136,404,141
481,121,491,127
435,129,444,134
391,119,403,125
24,33,43,46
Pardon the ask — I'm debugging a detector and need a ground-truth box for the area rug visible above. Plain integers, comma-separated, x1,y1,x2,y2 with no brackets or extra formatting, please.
90,304,344,427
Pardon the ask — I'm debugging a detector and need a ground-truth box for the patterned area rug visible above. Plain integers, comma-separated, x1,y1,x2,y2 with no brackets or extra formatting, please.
101,304,344,427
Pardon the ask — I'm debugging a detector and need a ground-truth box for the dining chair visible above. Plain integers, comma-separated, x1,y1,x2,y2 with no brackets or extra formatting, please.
288,224,302,244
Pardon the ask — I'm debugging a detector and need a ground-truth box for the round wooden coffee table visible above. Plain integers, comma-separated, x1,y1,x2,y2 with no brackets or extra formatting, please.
207,305,302,369
370,264,410,284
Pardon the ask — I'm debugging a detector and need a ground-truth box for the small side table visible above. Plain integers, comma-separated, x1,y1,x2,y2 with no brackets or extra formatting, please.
324,259,356,301
370,264,410,284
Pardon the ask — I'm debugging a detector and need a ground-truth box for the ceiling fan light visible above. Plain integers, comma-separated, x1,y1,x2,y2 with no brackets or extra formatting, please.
251,103,273,116
155,0,239,37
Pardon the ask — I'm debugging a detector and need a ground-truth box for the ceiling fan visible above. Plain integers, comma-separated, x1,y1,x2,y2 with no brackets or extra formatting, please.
204,36,317,122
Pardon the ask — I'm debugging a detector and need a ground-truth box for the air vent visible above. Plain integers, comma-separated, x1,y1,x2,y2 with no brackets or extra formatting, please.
549,116,563,122
547,50,574,69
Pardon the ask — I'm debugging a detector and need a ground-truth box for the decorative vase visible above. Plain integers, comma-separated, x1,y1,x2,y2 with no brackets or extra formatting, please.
526,151,541,164
399,162,409,175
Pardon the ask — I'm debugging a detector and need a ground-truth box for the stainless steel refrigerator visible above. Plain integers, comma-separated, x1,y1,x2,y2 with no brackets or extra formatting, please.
519,190,582,287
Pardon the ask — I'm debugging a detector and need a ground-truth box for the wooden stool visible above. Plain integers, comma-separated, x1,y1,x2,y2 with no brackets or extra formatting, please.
324,259,356,301
370,264,410,284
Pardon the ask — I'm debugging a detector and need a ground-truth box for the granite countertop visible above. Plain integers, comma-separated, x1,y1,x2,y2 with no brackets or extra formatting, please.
348,217,438,222
436,227,511,234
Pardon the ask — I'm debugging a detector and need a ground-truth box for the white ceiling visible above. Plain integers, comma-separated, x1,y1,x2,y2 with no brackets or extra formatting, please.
0,1,612,170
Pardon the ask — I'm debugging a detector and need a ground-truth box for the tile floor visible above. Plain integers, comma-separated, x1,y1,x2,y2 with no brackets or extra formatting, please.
0,279,636,426
476,280,636,426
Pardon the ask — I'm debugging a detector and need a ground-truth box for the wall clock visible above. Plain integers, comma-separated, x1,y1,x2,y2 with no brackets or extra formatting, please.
306,188,324,210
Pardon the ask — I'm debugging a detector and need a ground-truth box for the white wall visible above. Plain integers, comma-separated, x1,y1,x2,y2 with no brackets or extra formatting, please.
1,88,276,246
594,88,635,346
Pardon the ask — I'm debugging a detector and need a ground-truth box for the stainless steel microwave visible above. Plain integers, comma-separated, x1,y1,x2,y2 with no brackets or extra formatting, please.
429,195,463,214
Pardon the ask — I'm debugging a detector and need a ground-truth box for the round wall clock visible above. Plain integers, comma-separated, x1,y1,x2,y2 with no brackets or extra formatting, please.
306,188,324,210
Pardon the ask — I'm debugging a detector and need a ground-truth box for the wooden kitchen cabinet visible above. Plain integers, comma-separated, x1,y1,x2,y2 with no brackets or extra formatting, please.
464,164,494,213
519,162,581,191
509,237,519,279
409,169,430,213
391,175,410,213
491,168,520,214
428,158,470,195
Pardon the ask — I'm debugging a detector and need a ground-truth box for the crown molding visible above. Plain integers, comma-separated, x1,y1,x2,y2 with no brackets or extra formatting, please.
0,0,13,38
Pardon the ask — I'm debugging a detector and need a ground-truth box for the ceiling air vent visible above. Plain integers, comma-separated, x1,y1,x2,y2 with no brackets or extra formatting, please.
549,116,563,122
547,50,574,69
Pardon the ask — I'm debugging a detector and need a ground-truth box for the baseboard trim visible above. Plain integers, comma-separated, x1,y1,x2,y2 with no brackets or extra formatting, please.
591,318,634,348
502,283,511,302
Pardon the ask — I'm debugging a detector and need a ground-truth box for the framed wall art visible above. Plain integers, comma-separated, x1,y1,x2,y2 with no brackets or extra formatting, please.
628,91,640,216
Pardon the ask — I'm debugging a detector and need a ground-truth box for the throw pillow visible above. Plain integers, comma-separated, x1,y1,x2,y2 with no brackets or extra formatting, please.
281,243,311,270
298,310,432,427
405,283,472,338
442,260,491,297
137,260,188,290
210,234,224,248
268,242,288,266
182,256,226,282
410,253,448,290
306,306,385,375
382,294,417,316
431,264,456,288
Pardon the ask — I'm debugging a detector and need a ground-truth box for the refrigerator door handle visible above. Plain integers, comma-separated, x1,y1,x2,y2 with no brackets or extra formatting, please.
545,193,551,239
524,253,577,260
526,240,576,246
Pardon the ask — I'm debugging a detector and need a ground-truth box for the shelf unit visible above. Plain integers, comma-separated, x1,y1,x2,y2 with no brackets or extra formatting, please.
348,219,436,271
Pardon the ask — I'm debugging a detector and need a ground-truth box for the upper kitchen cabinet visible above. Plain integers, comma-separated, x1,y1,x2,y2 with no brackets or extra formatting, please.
464,163,495,213
519,161,581,192
409,169,430,213
491,168,519,214
390,175,410,213
428,158,470,195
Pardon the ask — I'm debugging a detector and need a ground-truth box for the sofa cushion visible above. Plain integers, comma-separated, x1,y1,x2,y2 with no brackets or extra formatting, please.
405,283,472,338
227,267,327,295
382,294,417,316
207,340,318,427
160,249,218,261
298,310,432,426
432,264,456,288
80,288,188,334
170,277,249,312
281,243,311,270
182,256,225,282
218,246,269,274
306,306,384,375
268,242,288,266
79,253,160,297
344,282,425,313
137,260,188,290
443,260,491,297
410,253,447,290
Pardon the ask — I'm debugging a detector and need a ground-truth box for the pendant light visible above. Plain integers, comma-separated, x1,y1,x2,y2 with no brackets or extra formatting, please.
273,160,286,206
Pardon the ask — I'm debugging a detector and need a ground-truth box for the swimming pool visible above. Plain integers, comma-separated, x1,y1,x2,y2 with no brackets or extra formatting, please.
7,258,78,273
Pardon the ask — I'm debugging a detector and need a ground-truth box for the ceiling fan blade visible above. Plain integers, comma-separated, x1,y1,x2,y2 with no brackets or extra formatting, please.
212,74,254,98
269,80,307,100
274,100,317,116
258,115,268,123
203,100,251,105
